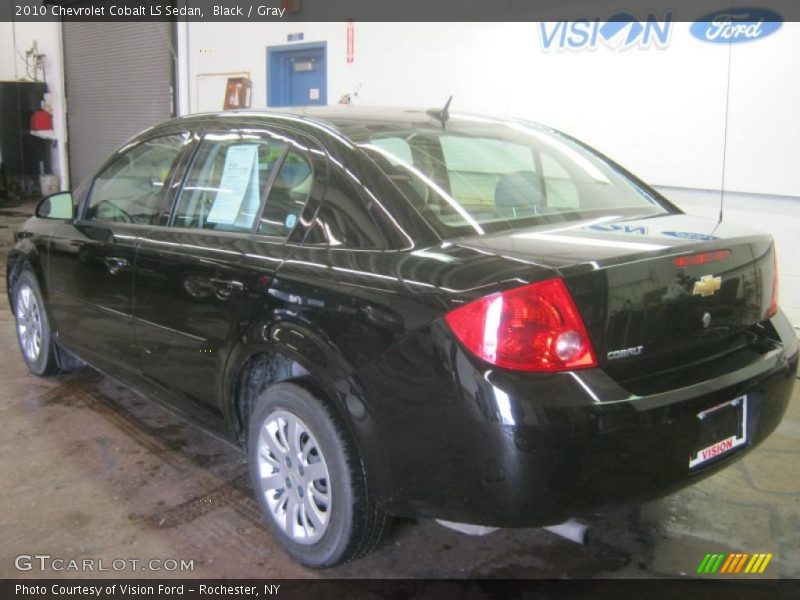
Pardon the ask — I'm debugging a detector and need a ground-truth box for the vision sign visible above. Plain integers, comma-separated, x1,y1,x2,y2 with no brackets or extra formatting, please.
691,8,782,44
539,11,673,51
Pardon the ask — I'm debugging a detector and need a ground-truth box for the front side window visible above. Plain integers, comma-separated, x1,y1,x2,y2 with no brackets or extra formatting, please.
173,132,288,233
85,134,188,224
356,119,668,239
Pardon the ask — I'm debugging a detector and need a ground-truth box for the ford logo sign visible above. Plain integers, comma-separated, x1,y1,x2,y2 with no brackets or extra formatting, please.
691,7,782,44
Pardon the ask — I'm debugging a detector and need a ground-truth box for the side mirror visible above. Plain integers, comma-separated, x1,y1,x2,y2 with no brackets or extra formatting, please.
36,192,74,220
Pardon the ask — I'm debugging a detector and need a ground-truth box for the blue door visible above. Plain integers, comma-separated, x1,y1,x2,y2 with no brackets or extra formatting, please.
267,42,327,107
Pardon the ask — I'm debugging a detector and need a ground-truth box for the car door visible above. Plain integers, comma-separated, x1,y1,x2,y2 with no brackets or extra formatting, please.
47,132,192,373
133,126,325,425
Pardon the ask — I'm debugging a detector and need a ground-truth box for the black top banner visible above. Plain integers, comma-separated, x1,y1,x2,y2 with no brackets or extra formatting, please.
3,0,800,22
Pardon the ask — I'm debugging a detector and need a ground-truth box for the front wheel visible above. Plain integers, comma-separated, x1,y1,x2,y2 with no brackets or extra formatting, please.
13,270,59,376
248,382,388,567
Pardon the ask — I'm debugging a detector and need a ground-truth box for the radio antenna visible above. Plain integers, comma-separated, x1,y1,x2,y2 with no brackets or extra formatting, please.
718,2,734,225
426,95,453,130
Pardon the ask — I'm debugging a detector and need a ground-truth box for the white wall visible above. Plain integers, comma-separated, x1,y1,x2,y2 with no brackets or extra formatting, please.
0,20,69,189
185,21,800,198
725,30,800,197
3,19,797,201
0,22,16,79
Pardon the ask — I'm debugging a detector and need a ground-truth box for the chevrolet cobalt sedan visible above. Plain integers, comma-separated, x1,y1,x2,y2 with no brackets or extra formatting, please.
7,107,797,567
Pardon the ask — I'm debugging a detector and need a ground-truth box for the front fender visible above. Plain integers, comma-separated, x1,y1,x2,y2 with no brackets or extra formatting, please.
6,240,48,314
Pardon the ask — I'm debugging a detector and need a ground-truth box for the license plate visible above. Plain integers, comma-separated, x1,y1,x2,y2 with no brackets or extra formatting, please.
689,395,747,469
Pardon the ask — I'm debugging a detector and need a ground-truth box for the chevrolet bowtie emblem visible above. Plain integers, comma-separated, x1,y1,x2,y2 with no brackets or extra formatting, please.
693,275,722,297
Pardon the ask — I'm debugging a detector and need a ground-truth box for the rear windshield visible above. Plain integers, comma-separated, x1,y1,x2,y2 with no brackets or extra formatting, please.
353,116,670,239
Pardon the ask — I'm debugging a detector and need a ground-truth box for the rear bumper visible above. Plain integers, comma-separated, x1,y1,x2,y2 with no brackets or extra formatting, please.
355,311,798,527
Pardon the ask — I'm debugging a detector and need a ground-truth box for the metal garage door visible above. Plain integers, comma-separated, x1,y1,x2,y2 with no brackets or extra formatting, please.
62,22,175,187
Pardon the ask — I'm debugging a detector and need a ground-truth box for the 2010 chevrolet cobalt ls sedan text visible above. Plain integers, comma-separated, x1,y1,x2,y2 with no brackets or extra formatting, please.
7,107,797,567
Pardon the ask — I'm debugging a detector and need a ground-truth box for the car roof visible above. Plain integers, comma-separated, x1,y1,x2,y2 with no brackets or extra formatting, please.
153,106,545,139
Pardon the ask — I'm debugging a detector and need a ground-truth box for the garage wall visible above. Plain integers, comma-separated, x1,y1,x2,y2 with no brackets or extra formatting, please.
184,21,800,197
724,32,800,198
0,23,14,78
61,22,176,187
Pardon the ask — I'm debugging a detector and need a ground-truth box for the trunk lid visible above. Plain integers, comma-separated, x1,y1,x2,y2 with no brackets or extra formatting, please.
455,214,776,391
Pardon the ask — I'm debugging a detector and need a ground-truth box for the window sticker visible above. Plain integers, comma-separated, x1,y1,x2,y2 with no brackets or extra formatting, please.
207,144,260,225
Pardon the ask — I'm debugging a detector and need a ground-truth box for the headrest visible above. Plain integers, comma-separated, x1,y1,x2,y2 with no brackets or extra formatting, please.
276,161,311,188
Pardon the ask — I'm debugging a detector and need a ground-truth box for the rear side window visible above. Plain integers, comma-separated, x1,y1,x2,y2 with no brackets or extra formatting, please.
172,133,287,233
257,149,314,237
370,137,413,166
84,134,188,224
300,152,406,250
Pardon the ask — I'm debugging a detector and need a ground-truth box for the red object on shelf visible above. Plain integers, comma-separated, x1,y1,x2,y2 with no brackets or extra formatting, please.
30,109,53,131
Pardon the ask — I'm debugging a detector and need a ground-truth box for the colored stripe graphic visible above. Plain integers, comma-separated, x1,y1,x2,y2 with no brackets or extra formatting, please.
746,554,762,573
697,553,727,573
734,553,749,573
731,552,750,573
700,552,772,574
719,554,736,573
710,553,725,573
697,554,712,573
758,554,773,573
744,553,773,574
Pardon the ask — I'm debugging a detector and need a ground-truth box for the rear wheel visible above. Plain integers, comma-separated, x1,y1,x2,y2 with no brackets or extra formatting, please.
13,270,59,376
248,382,388,567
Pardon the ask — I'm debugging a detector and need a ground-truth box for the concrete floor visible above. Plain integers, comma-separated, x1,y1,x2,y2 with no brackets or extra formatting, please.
1,197,798,579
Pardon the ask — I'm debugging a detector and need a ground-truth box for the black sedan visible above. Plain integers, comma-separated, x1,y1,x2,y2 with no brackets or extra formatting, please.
7,107,797,567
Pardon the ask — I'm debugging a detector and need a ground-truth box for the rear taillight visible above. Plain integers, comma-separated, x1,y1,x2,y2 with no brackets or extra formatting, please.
444,278,597,372
767,248,779,318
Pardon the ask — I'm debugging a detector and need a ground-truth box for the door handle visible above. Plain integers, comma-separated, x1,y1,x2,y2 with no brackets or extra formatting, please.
210,277,245,293
103,256,129,275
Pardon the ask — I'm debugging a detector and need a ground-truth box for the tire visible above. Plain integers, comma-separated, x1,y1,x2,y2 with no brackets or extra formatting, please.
248,382,388,567
12,270,60,376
